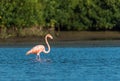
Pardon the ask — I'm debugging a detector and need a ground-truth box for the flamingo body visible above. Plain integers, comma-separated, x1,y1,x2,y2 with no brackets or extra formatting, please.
27,45,45,55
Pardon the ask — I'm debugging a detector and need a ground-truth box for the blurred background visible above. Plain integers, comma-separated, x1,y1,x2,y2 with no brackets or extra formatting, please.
0,0,120,42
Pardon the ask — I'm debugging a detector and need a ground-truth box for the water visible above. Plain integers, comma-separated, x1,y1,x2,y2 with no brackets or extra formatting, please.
0,47,120,81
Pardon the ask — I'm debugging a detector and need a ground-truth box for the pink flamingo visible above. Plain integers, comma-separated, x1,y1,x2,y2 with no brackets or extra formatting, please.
26,34,53,61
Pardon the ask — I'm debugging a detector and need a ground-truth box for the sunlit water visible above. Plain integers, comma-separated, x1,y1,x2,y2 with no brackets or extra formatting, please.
0,47,120,81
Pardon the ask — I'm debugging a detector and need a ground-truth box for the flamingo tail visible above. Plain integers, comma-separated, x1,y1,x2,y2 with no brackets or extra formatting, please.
26,50,31,55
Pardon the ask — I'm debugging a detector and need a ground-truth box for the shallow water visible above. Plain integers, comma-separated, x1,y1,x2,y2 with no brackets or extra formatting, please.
0,47,120,81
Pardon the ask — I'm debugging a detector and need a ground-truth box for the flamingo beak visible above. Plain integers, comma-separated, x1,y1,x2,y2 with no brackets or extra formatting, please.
51,36,53,39
49,35,53,39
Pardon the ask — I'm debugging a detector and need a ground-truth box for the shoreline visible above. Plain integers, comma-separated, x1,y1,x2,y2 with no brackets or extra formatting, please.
1,31,120,47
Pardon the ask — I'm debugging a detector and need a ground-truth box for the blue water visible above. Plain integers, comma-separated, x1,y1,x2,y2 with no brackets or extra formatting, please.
0,47,120,81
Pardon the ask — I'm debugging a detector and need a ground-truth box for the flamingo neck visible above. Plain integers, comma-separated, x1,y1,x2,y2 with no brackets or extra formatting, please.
44,36,50,53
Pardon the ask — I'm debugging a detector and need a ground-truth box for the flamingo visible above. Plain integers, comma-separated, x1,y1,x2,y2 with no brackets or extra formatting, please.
26,34,53,61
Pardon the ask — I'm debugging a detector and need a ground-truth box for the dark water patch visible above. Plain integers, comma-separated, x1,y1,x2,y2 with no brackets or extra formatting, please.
1,40,120,48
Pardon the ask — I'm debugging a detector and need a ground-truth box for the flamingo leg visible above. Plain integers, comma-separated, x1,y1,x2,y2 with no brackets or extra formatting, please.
36,53,41,61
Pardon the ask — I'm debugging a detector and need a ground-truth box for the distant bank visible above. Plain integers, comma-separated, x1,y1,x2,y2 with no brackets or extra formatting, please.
0,31,120,47
1,31,120,42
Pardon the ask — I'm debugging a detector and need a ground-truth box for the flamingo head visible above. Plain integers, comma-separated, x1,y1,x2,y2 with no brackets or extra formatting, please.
46,34,53,39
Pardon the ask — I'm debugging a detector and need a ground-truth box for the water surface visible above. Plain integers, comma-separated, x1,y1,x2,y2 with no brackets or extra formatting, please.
0,47,120,81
